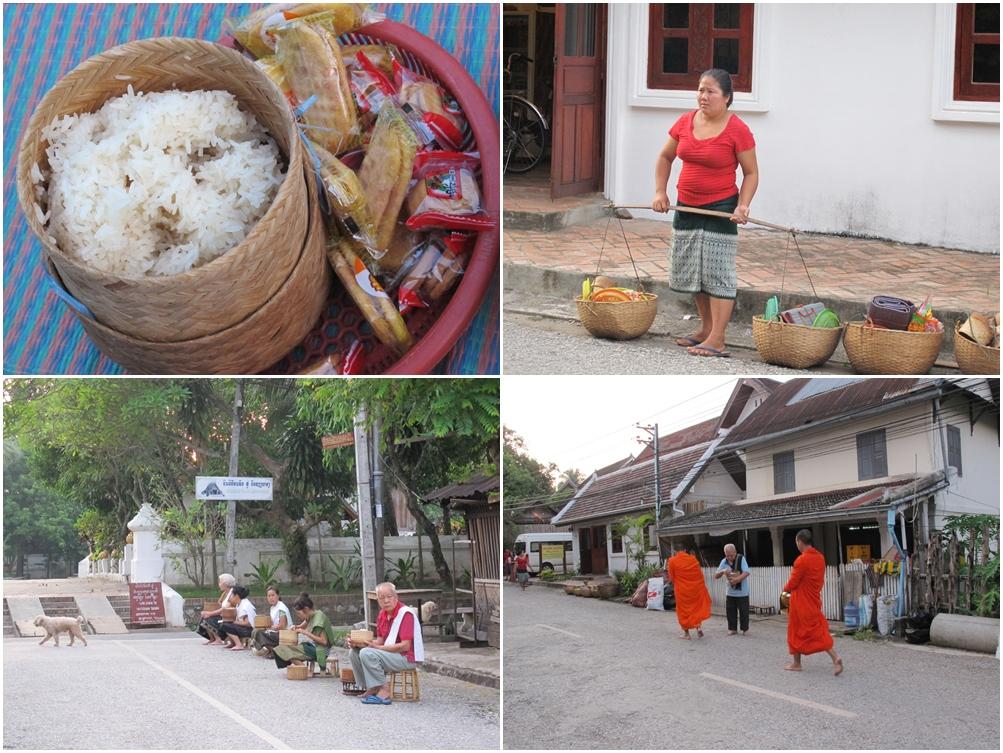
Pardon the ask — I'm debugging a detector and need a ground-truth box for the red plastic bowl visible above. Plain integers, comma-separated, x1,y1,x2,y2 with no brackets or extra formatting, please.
362,21,499,373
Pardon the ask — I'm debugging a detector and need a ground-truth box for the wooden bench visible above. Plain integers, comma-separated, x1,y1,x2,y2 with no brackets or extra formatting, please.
751,604,776,616
305,655,339,677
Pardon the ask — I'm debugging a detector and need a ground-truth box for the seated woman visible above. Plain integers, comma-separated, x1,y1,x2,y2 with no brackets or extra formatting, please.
218,586,257,651
349,581,424,705
196,573,236,646
272,593,335,672
252,585,292,657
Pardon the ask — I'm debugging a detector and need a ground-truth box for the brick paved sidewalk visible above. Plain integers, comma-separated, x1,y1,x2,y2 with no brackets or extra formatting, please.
504,216,1000,314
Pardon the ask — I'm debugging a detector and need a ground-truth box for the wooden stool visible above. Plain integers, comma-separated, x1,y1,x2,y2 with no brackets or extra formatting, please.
306,655,339,677
388,669,420,702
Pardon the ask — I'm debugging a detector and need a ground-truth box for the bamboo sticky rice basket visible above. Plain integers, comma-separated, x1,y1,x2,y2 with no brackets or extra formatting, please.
253,615,271,629
16,37,307,343
279,629,298,646
287,665,309,681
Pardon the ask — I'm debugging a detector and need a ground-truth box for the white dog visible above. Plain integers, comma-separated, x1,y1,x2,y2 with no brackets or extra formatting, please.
33,615,88,647
420,600,439,624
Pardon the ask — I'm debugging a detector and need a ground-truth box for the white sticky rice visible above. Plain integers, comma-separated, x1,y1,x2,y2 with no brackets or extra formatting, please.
35,86,285,277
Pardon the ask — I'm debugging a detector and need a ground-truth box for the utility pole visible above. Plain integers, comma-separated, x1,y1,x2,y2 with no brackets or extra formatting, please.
637,423,662,558
372,412,385,582
354,405,377,626
224,379,243,577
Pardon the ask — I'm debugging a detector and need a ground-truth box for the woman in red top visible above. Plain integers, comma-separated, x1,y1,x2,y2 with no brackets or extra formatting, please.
652,69,759,358
515,551,530,590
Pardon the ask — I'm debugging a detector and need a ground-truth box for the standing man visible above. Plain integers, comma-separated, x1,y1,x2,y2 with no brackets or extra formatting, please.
783,529,843,675
714,543,750,635
666,547,712,639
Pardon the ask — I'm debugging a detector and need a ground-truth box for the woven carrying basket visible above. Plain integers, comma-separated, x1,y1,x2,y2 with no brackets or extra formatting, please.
52,170,328,374
954,323,1000,374
843,322,944,374
287,665,309,681
576,295,657,340
253,615,271,629
16,37,306,342
752,316,844,369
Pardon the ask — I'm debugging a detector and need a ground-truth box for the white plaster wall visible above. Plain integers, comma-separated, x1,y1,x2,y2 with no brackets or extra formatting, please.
936,393,1001,521
605,4,1000,253
159,536,472,587
744,402,938,498
682,457,746,508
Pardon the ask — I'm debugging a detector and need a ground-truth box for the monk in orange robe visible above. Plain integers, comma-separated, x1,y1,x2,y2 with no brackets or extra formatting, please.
667,548,712,639
783,529,843,675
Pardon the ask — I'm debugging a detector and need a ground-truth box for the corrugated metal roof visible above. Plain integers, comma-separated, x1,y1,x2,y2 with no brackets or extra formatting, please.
660,477,920,533
721,378,928,447
424,474,499,501
554,445,710,525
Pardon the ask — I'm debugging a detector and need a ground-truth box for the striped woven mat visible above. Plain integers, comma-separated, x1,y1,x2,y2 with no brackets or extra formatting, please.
2,2,499,375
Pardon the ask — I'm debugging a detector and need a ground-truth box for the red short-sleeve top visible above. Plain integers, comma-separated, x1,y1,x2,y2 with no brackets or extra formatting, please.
376,601,416,663
669,111,755,206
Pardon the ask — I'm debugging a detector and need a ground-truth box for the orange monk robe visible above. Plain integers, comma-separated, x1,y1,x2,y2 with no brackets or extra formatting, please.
667,552,711,630
784,545,834,655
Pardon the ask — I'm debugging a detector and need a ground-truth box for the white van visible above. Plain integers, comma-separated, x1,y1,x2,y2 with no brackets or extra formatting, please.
514,532,577,575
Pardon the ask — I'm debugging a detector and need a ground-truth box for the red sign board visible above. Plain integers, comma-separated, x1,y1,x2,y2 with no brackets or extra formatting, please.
130,582,166,625
322,432,355,449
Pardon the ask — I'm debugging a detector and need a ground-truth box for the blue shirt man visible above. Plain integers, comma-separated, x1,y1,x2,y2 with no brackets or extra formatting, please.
714,544,751,634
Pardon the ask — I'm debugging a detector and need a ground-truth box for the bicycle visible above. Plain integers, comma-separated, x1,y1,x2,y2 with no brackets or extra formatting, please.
503,52,549,174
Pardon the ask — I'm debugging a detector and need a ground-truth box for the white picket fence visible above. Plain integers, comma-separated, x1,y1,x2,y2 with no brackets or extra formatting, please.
701,565,901,621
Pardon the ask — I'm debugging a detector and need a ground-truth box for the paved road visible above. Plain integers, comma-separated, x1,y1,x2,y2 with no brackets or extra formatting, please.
4,632,499,750
502,583,999,750
504,313,832,375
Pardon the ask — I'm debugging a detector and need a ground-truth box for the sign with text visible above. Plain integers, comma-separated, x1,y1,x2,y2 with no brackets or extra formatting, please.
130,582,166,626
322,432,355,449
541,544,566,563
196,476,273,500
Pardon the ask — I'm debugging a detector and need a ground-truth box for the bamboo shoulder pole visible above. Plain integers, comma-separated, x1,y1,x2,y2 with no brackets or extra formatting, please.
613,204,795,233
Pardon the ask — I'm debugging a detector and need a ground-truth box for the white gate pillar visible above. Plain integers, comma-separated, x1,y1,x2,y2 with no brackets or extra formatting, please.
127,503,184,627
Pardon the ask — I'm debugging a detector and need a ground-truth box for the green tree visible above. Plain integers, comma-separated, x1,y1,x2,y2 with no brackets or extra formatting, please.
298,378,499,584
502,427,555,548
3,440,87,577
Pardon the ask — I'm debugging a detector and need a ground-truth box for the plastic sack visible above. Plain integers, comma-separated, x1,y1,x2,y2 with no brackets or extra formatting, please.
876,595,897,636
630,579,648,608
646,577,665,611
405,151,495,232
857,595,872,630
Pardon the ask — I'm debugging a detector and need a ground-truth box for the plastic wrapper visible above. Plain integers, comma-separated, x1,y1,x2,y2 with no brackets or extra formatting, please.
348,52,396,133
394,60,466,150
276,18,361,154
255,56,297,107
379,223,424,275
305,139,377,247
405,151,495,232
328,238,413,355
357,104,419,253
233,3,380,59
344,44,396,76
297,340,365,374
393,232,472,314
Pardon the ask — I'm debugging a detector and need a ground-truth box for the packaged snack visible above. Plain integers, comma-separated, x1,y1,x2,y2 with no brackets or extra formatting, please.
328,238,413,355
380,223,425,276
357,104,419,252
344,44,396,76
348,52,396,132
233,3,379,59
396,232,472,313
255,56,297,107
304,140,378,248
393,60,466,150
276,18,360,154
298,340,366,374
405,152,495,232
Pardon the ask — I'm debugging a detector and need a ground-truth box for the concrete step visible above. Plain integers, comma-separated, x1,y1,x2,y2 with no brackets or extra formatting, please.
504,194,613,231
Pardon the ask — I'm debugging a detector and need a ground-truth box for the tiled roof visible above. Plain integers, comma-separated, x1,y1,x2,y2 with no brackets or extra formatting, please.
634,417,720,462
554,445,710,525
425,474,499,501
660,477,919,533
721,379,926,447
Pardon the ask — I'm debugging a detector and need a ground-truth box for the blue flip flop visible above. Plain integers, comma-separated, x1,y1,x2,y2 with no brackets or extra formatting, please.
688,345,731,358
675,335,702,347
361,695,392,705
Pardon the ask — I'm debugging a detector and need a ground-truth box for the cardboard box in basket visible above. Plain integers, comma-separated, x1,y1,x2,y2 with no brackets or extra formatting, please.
279,629,298,646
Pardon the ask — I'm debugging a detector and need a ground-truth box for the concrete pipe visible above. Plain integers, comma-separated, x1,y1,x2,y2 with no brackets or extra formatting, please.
929,613,1000,654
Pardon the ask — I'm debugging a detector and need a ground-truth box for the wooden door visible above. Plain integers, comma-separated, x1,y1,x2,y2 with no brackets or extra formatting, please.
551,3,607,199
578,528,593,574
590,525,608,575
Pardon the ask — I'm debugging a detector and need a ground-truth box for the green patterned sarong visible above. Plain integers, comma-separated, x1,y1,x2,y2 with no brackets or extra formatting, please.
670,194,739,299
272,609,335,668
